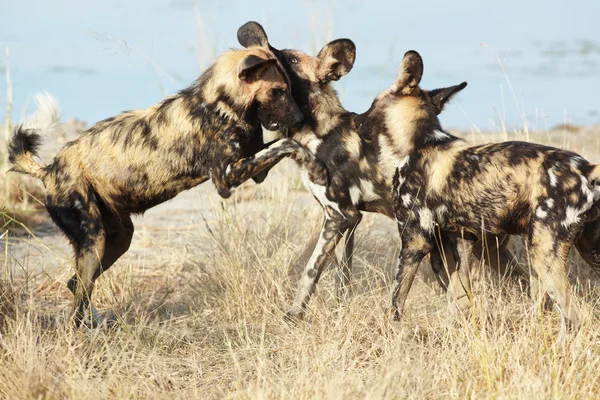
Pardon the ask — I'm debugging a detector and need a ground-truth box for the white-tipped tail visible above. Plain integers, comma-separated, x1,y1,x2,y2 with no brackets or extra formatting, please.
22,92,62,134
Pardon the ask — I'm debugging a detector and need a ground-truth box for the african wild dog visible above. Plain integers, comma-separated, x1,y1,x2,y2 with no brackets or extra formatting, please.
8,42,327,327
387,50,600,339
236,22,474,320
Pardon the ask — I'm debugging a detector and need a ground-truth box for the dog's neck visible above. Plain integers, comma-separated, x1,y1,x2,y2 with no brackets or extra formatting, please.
303,84,348,137
186,62,257,133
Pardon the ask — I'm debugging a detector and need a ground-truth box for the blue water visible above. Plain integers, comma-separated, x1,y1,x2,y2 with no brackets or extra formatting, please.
1,0,599,130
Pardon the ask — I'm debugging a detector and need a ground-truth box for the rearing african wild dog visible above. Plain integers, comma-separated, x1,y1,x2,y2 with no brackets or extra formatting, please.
8,42,327,327
236,22,472,319
387,50,600,339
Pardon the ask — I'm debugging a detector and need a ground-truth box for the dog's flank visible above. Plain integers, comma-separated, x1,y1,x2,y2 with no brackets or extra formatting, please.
7,41,325,328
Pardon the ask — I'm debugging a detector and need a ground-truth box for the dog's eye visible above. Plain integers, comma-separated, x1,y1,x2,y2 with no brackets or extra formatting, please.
271,88,285,97
288,56,298,64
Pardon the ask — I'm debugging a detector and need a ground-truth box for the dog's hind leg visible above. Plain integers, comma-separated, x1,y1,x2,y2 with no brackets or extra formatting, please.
528,221,582,342
335,215,361,300
101,214,134,272
446,238,474,319
48,188,107,328
66,214,133,327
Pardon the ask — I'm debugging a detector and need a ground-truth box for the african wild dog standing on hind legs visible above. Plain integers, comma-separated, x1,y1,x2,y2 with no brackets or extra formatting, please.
236,22,473,320
387,50,600,341
8,42,327,328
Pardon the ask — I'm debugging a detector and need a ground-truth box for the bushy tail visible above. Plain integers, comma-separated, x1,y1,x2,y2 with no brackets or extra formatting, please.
7,93,61,180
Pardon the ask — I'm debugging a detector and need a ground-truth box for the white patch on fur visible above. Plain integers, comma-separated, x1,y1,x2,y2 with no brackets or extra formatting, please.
359,179,380,202
393,156,411,190
546,198,554,209
548,167,557,187
22,92,62,135
536,207,547,219
436,205,447,219
397,155,410,170
232,141,240,149
432,130,449,141
378,135,404,184
401,193,412,207
254,139,285,159
469,154,480,161
581,177,593,204
580,175,599,203
296,130,323,155
306,137,322,154
395,172,405,190
300,170,343,216
349,185,361,205
418,208,434,233
570,156,584,170
562,206,581,228
225,165,232,176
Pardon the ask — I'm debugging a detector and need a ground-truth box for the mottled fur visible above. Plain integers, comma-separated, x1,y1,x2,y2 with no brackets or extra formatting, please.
388,51,600,339
8,42,326,327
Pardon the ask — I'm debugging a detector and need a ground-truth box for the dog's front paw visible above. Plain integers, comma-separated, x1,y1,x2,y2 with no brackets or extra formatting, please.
213,181,232,198
217,187,232,199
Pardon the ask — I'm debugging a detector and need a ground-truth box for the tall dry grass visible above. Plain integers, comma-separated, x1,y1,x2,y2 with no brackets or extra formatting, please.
0,169,600,399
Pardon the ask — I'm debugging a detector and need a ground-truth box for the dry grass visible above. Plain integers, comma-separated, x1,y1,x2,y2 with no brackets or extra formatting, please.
0,165,47,232
1,171,600,399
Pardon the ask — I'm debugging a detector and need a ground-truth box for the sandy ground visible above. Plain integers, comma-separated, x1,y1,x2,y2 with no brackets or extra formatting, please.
3,120,600,289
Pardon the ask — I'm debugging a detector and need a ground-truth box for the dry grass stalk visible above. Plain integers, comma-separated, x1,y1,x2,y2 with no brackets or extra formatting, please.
4,47,12,206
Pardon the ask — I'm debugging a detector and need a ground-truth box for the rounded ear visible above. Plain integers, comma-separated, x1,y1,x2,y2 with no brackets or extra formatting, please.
238,55,276,82
237,21,269,48
316,39,356,83
395,50,423,94
429,81,468,114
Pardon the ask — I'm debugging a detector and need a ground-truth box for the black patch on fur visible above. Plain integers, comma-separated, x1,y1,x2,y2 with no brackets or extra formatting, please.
8,127,42,163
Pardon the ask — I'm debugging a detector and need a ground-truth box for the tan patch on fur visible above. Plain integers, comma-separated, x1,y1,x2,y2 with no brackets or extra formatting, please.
359,157,371,172
378,96,432,183
427,143,464,194
344,133,361,159
295,130,322,153
384,97,427,141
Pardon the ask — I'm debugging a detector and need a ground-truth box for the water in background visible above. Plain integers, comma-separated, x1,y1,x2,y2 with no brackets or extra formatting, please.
1,0,599,131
